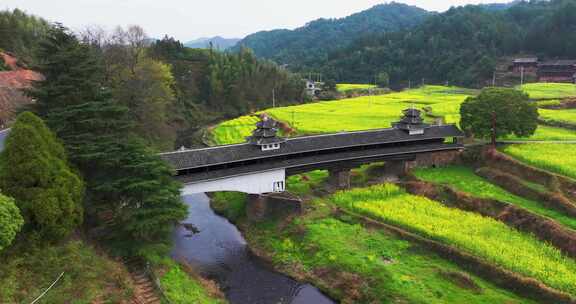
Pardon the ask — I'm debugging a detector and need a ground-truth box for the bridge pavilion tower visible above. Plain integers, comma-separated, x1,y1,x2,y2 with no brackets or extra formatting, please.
247,116,286,151
393,108,429,135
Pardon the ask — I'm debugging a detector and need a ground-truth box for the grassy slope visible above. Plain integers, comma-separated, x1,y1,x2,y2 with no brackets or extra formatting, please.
413,166,576,230
0,240,133,303
160,260,226,304
331,184,576,296
502,144,576,180
336,83,376,92
521,83,576,100
212,86,472,145
212,85,576,145
501,125,576,141
234,199,533,304
211,115,259,145
540,108,576,125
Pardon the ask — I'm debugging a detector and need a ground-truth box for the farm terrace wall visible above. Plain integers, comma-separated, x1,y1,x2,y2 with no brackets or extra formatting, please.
407,150,463,169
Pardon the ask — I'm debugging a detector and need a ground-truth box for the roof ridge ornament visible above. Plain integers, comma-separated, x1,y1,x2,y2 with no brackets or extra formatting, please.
393,107,429,135
247,114,286,151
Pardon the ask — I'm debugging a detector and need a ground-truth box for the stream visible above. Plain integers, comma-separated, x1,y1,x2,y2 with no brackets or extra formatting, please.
171,193,335,304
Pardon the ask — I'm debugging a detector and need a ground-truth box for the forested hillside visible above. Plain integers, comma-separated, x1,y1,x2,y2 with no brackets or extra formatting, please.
236,0,576,87
0,11,305,150
317,0,576,86
0,9,50,64
234,2,430,68
320,0,576,86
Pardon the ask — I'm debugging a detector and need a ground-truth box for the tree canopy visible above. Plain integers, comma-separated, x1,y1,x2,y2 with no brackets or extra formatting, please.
0,193,23,252
460,87,538,141
31,25,187,255
0,112,84,240
0,9,50,63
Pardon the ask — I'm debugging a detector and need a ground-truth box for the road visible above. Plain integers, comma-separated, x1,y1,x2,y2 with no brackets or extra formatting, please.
0,128,10,151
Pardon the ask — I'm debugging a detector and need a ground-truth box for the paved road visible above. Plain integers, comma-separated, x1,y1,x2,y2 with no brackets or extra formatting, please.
0,128,10,151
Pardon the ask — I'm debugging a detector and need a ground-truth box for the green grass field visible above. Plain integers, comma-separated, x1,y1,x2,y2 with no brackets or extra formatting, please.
243,203,533,303
502,144,576,180
413,166,576,230
501,125,576,141
160,260,225,304
540,108,576,125
331,184,576,296
336,83,376,92
211,85,576,145
521,83,576,100
211,115,260,145
212,86,473,144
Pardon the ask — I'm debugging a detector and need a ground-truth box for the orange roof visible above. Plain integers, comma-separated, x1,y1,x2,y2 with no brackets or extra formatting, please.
0,52,43,89
0,70,44,89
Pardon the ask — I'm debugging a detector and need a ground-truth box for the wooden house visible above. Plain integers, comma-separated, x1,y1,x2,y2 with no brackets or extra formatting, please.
511,57,539,74
538,60,576,83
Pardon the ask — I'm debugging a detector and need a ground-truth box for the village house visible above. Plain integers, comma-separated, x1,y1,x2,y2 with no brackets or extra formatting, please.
511,57,539,74
538,60,576,83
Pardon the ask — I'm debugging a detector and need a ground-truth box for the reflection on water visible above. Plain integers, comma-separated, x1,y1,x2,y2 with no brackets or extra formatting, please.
172,194,335,304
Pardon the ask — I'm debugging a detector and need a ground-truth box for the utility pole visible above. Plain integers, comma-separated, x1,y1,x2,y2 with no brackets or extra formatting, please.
272,88,276,108
520,66,525,87
492,71,496,87
408,80,412,89
491,111,497,148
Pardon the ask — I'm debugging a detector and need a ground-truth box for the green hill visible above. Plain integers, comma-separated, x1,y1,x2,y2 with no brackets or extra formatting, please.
234,2,429,67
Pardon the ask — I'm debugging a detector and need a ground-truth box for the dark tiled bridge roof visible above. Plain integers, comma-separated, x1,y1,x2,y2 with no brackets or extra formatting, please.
160,125,463,171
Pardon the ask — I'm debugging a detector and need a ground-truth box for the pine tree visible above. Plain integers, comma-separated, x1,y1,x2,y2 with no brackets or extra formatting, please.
30,24,187,254
29,23,104,118
0,192,24,252
0,112,84,240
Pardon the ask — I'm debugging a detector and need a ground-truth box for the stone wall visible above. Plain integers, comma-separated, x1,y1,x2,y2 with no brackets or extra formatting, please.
246,193,303,222
407,150,463,170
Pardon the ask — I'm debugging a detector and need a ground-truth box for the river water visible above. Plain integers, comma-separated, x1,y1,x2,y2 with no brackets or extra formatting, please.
171,194,335,304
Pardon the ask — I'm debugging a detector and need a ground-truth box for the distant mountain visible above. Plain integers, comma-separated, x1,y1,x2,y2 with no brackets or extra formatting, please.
184,36,241,49
234,2,430,68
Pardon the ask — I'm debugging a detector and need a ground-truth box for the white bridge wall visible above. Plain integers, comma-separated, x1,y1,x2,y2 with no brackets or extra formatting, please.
181,169,286,195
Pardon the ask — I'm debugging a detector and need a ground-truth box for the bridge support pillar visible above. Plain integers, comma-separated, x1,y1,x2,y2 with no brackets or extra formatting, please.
384,160,408,178
328,168,351,190
247,193,303,222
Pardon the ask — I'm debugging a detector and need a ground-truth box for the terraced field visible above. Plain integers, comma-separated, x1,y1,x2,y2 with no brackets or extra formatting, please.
336,83,376,92
502,144,576,180
413,166,576,230
330,184,576,296
240,200,535,303
540,108,576,125
521,83,576,100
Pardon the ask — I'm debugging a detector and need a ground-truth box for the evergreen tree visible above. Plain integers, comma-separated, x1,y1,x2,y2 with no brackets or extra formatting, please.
0,192,24,252
31,25,187,254
0,112,84,240
30,24,104,118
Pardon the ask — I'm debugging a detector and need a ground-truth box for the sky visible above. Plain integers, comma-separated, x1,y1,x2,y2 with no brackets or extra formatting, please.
2,0,511,42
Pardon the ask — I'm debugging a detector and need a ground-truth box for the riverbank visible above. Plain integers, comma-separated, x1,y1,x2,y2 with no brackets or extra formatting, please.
172,193,334,304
